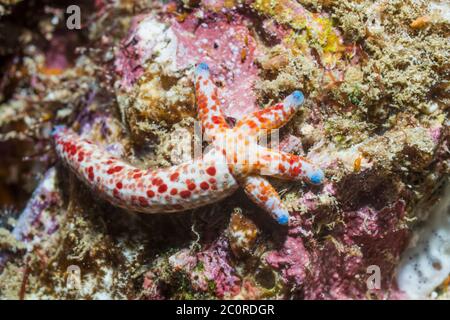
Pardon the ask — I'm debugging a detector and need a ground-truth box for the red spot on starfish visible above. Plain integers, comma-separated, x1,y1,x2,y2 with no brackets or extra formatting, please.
170,172,179,182
138,197,148,206
88,167,94,181
180,190,191,199
211,116,222,124
107,166,124,174
158,184,168,193
200,182,209,190
152,178,163,186
206,167,216,176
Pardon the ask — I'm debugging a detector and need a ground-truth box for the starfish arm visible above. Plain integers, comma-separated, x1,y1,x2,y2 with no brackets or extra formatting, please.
242,175,290,225
251,147,325,185
53,128,239,213
235,91,304,135
194,63,230,140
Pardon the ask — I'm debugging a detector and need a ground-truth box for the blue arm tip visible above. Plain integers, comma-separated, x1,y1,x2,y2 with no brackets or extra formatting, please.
277,214,289,225
292,90,304,104
51,125,67,137
309,169,325,185
274,208,290,225
196,62,210,75
285,90,304,107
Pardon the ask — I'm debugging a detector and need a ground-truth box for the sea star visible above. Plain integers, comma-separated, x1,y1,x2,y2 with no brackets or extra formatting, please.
52,63,324,225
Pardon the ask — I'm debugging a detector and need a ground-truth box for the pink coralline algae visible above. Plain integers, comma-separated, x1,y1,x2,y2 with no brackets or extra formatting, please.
144,237,241,299
266,236,310,286
195,239,241,298
115,10,260,118
267,200,410,299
